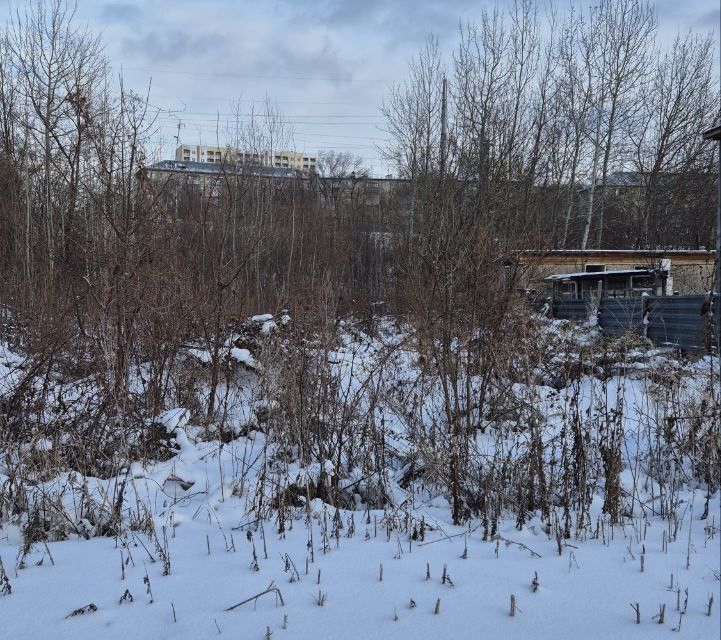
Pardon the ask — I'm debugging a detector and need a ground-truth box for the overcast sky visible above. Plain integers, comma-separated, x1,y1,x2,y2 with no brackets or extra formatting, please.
2,0,719,175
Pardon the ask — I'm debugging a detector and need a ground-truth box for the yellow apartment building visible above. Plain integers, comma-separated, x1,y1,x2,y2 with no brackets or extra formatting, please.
175,145,316,171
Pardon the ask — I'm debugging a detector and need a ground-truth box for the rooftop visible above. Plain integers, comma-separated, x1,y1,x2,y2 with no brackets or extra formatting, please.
545,268,662,281
524,248,714,256
148,159,300,179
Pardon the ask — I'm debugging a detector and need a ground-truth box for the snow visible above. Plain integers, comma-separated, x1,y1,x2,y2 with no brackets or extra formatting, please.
0,341,25,393
186,348,212,364
155,408,190,434
187,344,259,372
261,320,278,334
230,347,251,363
1,452,717,640
33,438,53,452
0,318,718,639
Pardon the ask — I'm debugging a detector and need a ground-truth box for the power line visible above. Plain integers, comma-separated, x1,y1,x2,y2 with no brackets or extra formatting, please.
151,118,387,133
157,138,381,151
115,65,395,84
153,117,385,127
153,109,383,119
149,94,380,106
285,132,381,140
153,123,383,141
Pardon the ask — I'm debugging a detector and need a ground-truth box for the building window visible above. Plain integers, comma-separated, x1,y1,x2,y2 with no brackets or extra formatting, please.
585,264,606,273
631,274,655,290
606,275,627,292
558,281,577,299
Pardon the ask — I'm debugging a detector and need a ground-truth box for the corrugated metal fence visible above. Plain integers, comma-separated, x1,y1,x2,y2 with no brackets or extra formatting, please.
598,297,646,336
552,294,719,351
646,295,719,350
552,299,589,323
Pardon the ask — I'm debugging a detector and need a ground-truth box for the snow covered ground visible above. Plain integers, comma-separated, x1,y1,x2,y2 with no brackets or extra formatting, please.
1,463,718,639
0,316,719,638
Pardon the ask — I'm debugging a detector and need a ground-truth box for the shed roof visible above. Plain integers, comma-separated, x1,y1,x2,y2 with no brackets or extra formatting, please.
545,268,662,281
525,249,713,256
149,159,299,178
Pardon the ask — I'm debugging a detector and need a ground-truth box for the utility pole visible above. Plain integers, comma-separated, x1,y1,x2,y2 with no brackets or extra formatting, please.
702,2,721,410
440,74,448,178
703,124,721,400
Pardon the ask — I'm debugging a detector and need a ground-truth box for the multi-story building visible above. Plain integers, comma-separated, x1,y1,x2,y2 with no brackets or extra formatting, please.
175,145,316,172
272,150,316,171
175,144,271,166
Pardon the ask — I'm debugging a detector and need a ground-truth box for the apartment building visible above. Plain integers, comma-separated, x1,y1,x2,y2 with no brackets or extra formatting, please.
175,145,316,172
175,144,271,166
272,150,316,171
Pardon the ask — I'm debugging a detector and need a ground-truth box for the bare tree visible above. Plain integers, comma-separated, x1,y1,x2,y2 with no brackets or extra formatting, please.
314,150,367,213
630,32,718,246
554,7,593,247
381,36,444,234
8,0,104,280
579,0,656,248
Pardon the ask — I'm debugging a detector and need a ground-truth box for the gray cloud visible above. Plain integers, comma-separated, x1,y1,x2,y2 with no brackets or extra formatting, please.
71,0,716,174
654,0,718,27
277,0,477,38
277,0,474,25
692,9,719,29
100,2,141,22
252,36,354,84
121,28,230,63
